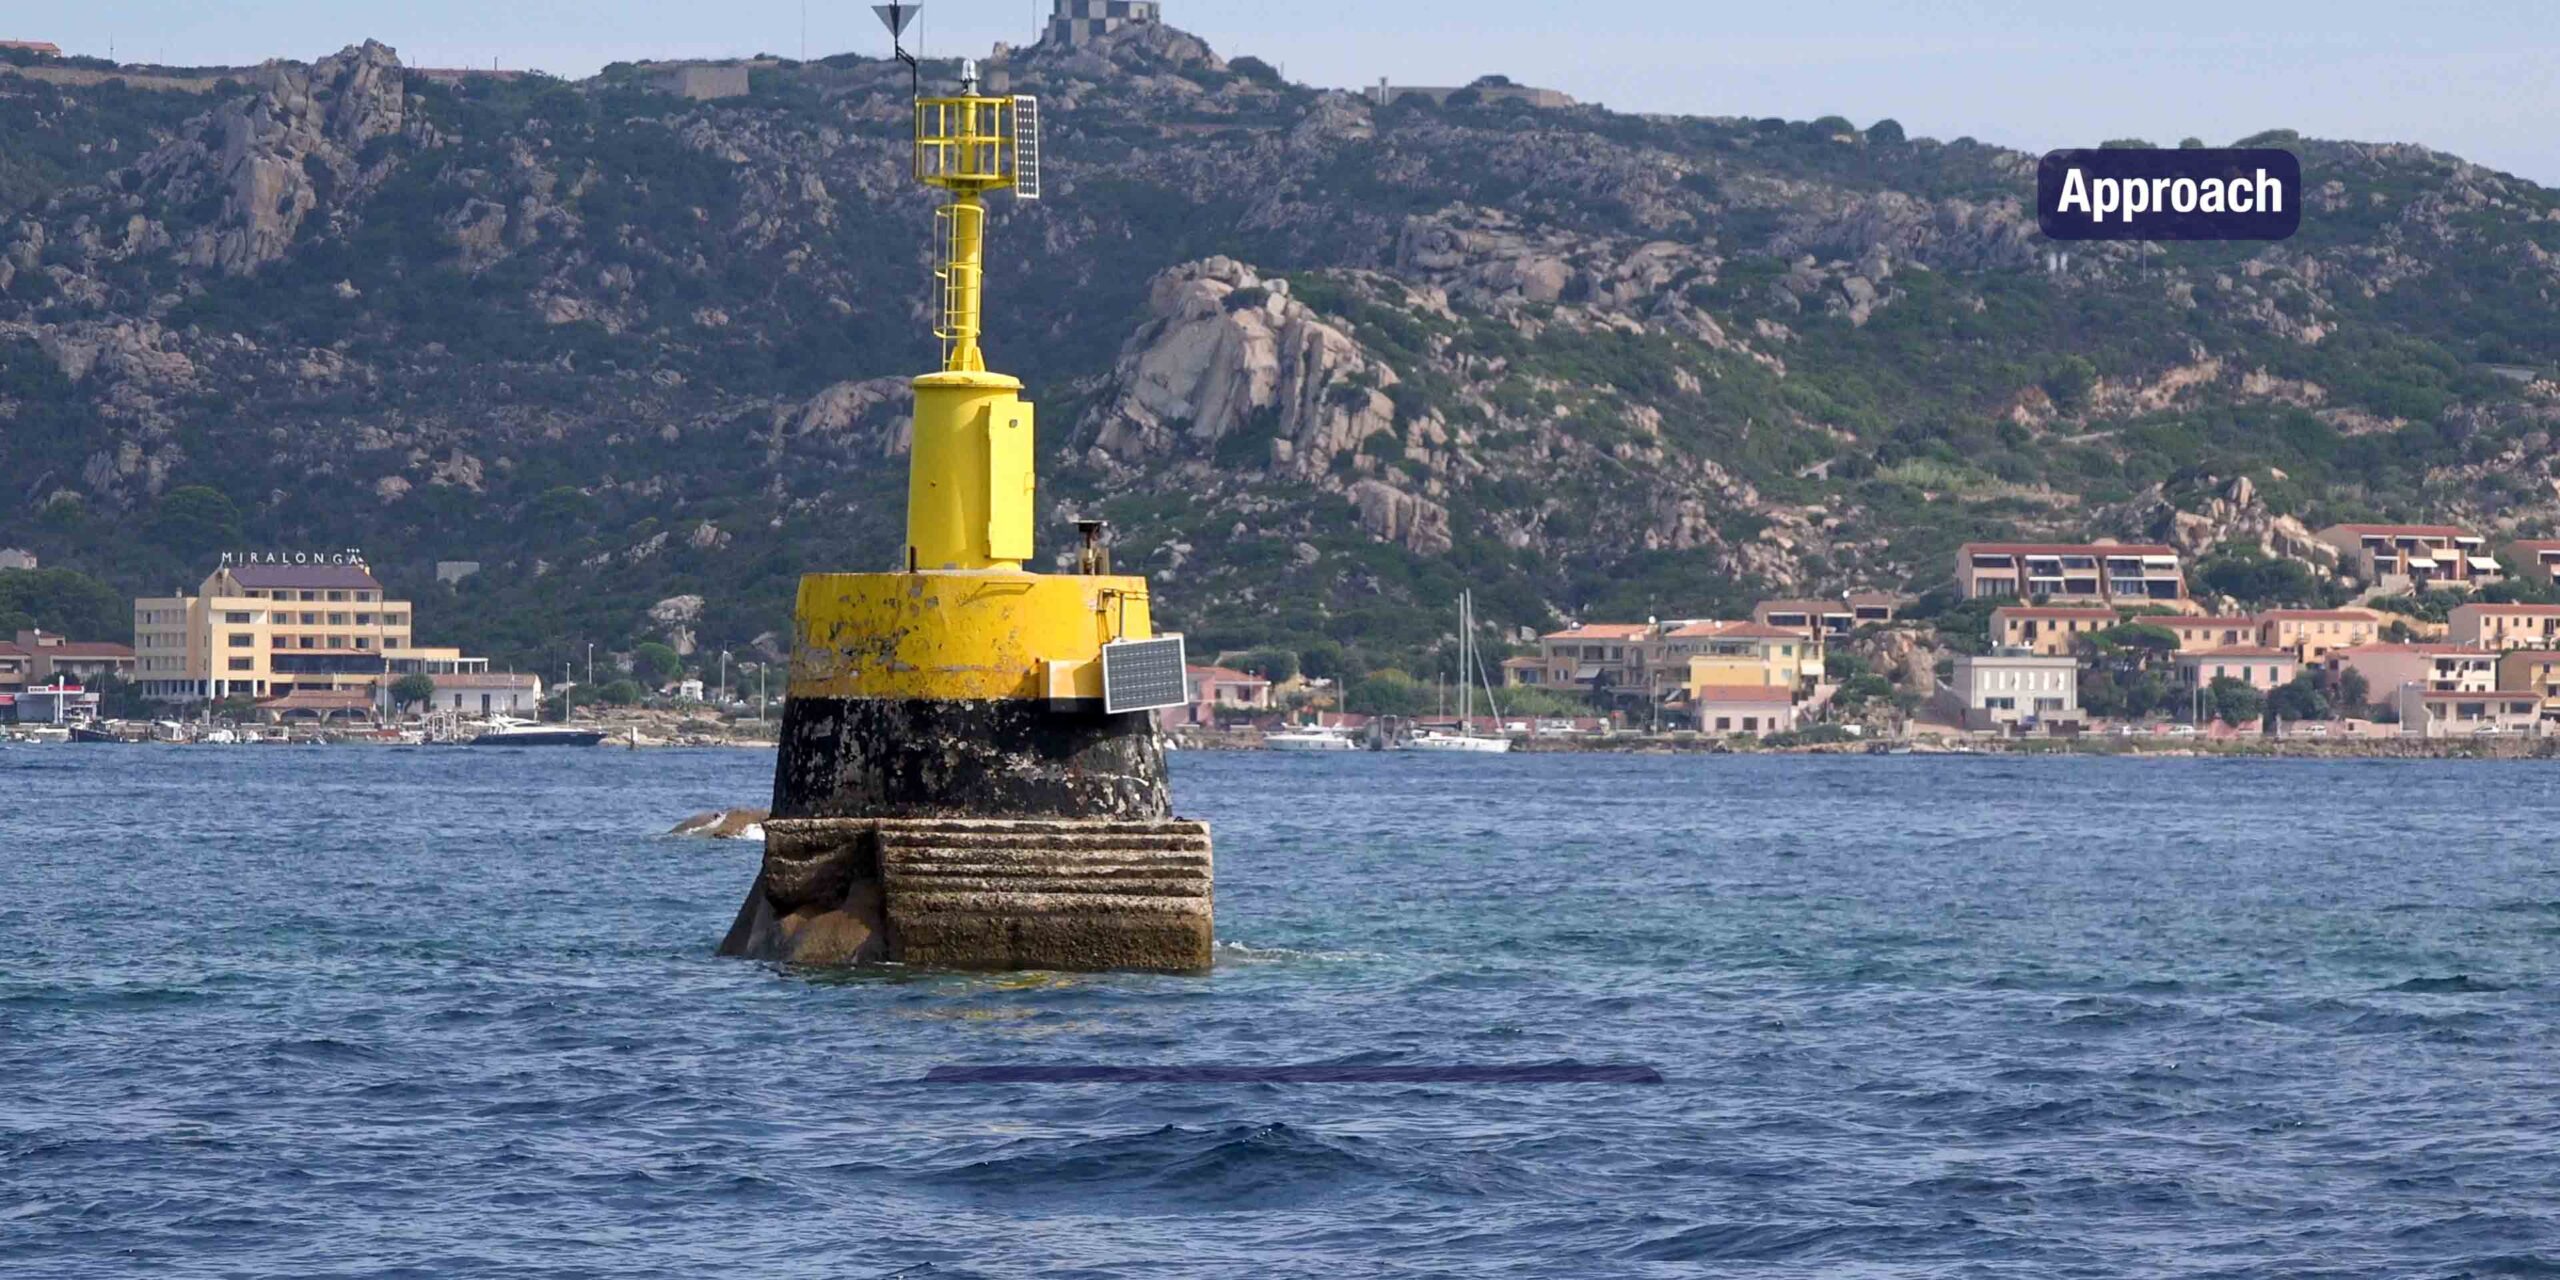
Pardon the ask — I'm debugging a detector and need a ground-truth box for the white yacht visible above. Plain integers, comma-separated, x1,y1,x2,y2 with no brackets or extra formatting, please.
468,717,607,747
1265,723,1361,752
1401,590,1513,755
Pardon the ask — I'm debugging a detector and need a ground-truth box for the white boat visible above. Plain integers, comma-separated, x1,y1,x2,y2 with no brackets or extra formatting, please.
1266,724,1361,752
469,716,607,747
1403,728,1511,754
1400,589,1513,755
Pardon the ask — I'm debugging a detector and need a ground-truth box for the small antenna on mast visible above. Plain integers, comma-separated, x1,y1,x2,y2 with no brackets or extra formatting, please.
873,2,922,98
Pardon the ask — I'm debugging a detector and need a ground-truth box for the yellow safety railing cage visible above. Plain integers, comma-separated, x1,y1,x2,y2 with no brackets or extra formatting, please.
914,96,1019,192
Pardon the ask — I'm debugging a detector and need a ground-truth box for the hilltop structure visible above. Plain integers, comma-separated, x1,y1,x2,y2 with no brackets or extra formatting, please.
1046,0,1160,47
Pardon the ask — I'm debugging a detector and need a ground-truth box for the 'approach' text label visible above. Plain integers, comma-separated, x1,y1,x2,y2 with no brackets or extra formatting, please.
2037,148,2301,241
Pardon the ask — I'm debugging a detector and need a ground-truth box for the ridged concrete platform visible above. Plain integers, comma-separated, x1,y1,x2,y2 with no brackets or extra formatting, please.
718,817,1214,973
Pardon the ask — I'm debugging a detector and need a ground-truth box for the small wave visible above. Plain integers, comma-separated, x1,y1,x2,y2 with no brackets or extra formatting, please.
924,1122,1391,1209
2387,975,2509,994
1622,1221,1891,1263
2441,1254,2560,1277
1211,940,1381,964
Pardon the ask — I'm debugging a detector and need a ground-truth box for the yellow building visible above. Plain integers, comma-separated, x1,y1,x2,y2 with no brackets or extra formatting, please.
1989,605,2119,656
1668,622,1815,694
2498,650,2560,722
2257,609,2382,663
134,560,487,707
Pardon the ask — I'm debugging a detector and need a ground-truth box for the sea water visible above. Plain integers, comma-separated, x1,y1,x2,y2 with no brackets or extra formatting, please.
4,747,2557,1276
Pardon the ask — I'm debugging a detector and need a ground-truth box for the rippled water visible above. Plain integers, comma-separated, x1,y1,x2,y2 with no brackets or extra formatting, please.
5,746,2559,1277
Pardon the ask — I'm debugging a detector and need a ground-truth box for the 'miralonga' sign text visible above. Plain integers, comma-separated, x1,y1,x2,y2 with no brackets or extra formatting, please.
219,549,368,568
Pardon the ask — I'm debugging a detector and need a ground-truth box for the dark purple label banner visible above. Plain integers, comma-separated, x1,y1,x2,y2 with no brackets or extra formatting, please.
2037,148,2301,241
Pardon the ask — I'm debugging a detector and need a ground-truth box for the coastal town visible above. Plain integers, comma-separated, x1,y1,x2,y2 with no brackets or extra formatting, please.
8,522,2560,753
1166,523,2560,751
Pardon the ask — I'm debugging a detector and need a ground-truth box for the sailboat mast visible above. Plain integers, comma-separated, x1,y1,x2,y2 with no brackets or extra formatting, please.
1462,591,1478,733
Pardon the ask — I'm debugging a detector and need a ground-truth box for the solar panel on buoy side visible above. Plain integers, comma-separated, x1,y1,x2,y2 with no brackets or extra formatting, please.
1012,96,1041,201
1102,635,1188,714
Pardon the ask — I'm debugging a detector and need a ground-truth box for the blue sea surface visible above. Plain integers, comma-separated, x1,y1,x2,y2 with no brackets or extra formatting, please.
4,746,2559,1277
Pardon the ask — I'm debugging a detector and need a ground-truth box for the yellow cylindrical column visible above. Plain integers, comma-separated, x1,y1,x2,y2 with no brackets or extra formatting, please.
941,194,987,373
907,371,1036,572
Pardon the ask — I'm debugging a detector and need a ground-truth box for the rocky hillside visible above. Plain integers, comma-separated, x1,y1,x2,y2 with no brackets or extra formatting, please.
2,30,2557,673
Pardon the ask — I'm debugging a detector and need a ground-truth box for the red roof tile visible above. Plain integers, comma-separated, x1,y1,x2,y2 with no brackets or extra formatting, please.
2257,610,2378,622
1543,623,1653,641
1991,605,2119,620
2454,604,2560,617
1961,542,2181,557
2325,524,2476,539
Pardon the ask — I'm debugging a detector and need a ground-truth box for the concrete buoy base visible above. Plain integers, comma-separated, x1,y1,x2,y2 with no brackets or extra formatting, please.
719,816,1215,972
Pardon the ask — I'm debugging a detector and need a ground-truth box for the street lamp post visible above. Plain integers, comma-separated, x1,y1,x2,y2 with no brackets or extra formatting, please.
587,642,595,693
719,652,730,708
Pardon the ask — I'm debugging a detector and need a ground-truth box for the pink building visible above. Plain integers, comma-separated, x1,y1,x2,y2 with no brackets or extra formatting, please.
1155,665,1274,730
2172,646,2300,692
1691,686,1800,737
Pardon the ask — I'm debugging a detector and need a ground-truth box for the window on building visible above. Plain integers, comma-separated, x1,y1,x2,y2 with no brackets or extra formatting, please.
1714,717,1732,731
329,613,349,626
301,612,318,625
327,636,347,649
326,591,347,602
355,614,374,626
224,612,253,624
228,633,254,648
228,658,253,672
299,592,317,602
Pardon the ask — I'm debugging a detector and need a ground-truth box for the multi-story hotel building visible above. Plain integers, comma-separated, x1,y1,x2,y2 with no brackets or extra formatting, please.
2510,540,2560,586
2256,609,2382,663
133,561,488,707
2313,524,2501,593
2448,603,2560,653
1954,542,2187,605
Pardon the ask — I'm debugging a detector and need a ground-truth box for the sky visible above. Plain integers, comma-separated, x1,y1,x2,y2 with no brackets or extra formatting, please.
19,0,2560,183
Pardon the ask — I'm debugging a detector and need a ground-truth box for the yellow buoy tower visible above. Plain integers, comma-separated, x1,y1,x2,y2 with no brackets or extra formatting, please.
720,11,1212,973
